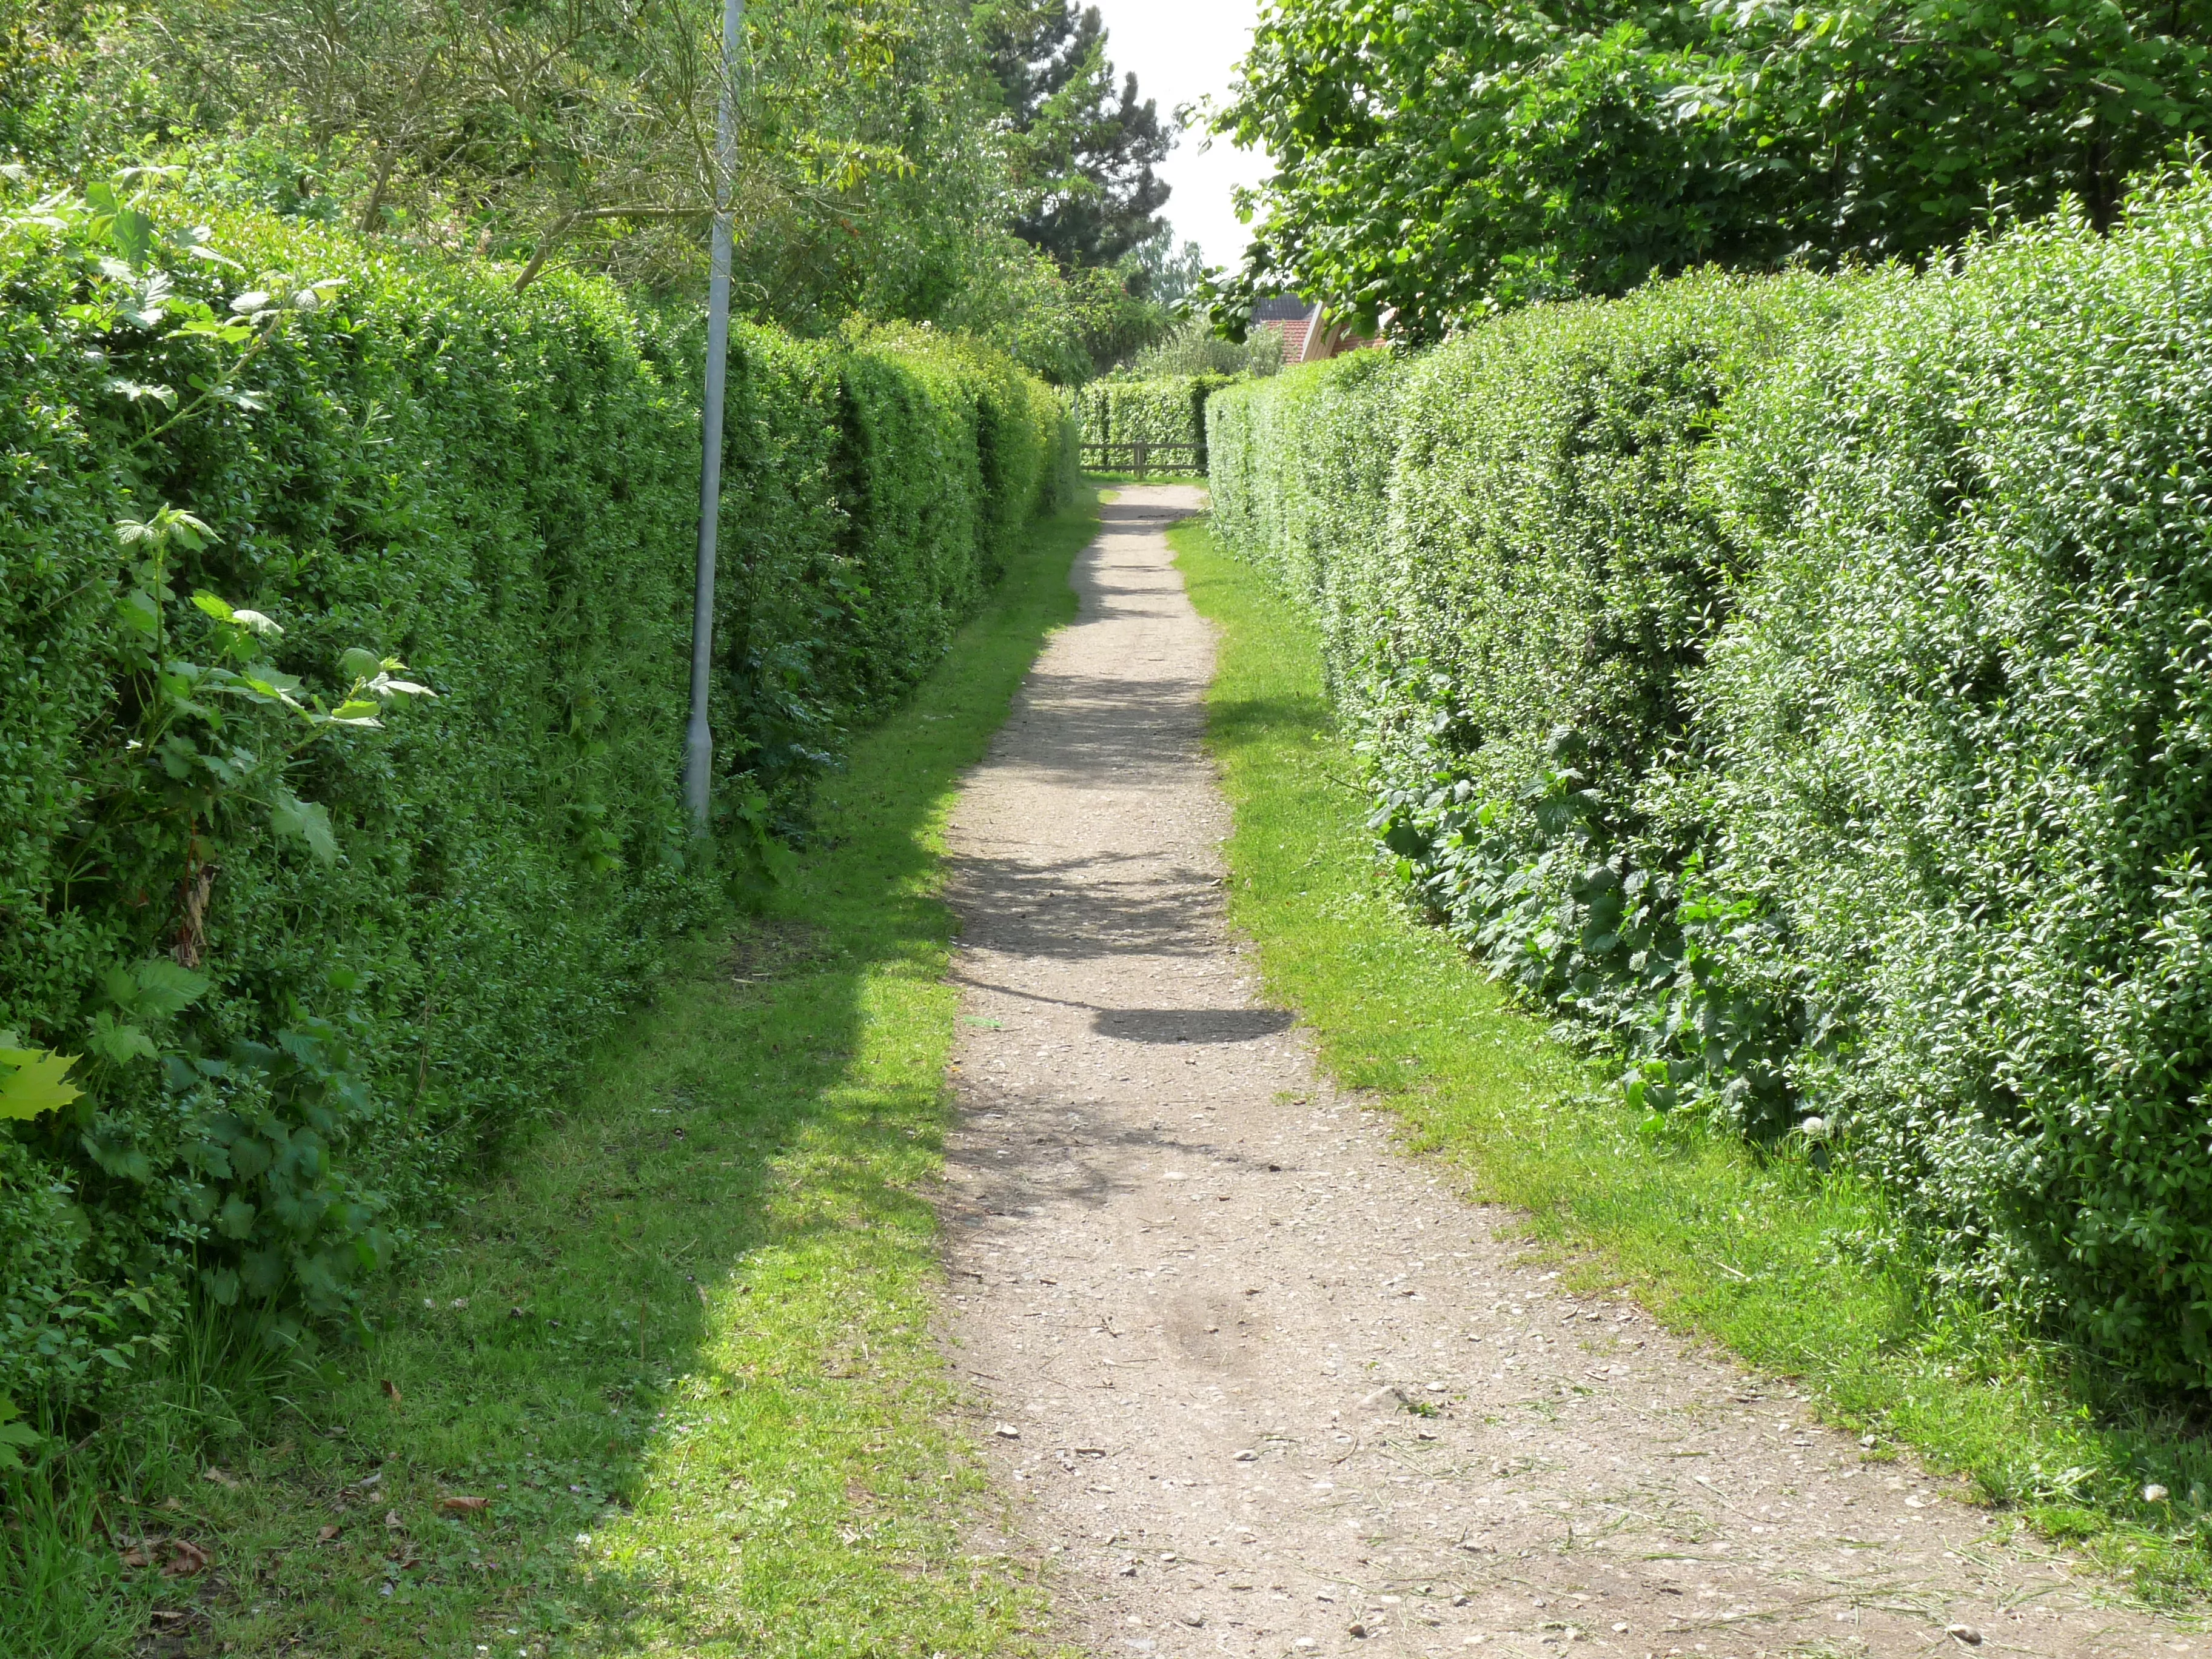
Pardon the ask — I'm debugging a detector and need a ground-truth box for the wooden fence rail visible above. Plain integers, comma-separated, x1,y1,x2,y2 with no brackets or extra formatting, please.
1081,440,1205,477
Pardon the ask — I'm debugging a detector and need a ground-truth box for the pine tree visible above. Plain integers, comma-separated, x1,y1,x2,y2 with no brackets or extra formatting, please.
982,0,1171,269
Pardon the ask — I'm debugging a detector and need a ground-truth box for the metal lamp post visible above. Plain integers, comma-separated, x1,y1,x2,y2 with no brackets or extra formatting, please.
683,0,743,833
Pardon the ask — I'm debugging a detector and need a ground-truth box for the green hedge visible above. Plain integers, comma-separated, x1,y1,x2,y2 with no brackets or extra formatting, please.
1211,275,1840,1121
0,184,1071,1414
1204,347,1396,691
1076,375,1228,467
1207,184,2212,1394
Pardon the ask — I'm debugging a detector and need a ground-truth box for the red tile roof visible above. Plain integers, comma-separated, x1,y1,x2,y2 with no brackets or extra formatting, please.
1254,298,1379,365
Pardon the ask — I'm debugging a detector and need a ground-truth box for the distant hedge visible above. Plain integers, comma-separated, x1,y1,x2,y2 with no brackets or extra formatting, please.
1077,376,1228,468
1204,346,1396,682
0,182,1074,1415
1208,183,2212,1394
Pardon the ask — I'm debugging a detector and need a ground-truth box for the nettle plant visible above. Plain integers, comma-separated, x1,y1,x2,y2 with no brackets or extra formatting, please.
87,504,434,951
78,507,432,1331
4,177,437,1386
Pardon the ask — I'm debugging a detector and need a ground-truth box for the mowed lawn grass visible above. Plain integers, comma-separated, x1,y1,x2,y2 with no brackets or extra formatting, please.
1171,511,2212,1610
82,499,1099,1659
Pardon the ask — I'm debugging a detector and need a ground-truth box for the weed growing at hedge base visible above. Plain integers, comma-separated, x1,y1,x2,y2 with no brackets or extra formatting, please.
1172,512,2212,1609
0,497,1099,1659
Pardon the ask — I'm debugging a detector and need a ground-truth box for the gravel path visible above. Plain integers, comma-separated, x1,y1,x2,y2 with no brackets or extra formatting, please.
936,485,2197,1659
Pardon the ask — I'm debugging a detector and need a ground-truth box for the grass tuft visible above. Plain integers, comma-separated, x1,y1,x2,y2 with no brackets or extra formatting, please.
1173,509,2212,1613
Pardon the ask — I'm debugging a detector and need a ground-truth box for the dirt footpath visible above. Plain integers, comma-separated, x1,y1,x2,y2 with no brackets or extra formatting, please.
936,485,2198,1659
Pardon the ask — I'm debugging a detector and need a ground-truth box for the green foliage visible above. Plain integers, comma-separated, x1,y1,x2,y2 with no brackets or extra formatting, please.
0,175,1068,1417
982,0,1173,269
1204,344,1400,678
0,1042,84,1124
1120,228,1208,311
9,0,1164,386
1076,375,1228,465
164,1016,395,1336
1680,183,2212,1393
1207,0,2212,342
1207,179,2212,1394
1119,312,1282,379
0,1395,35,1472
1175,508,2212,1604
1213,273,1843,1130
0,495,1097,1659
0,1125,176,1413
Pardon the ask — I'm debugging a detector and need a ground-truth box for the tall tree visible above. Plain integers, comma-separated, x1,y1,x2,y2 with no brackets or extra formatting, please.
12,0,1168,375
1209,0,2212,345
980,0,1172,269
1121,224,1206,307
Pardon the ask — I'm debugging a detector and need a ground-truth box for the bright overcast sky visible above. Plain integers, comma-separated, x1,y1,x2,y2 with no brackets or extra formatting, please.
1085,0,1271,272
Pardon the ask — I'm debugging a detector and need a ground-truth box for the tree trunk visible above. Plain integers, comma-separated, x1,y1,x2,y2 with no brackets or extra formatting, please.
513,210,581,291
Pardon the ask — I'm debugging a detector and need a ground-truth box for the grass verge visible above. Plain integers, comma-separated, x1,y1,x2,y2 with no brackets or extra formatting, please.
4,497,1097,1659
1171,509,2212,1613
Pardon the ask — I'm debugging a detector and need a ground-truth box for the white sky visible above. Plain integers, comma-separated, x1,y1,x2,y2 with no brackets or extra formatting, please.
1085,0,1271,272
